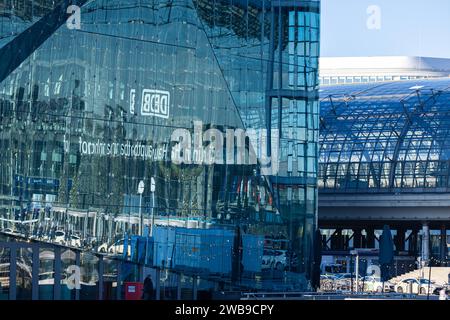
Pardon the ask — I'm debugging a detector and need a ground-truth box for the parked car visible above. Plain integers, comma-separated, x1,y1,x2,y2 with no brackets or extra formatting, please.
395,278,443,295
98,239,131,256
334,273,364,291
54,230,66,245
362,275,394,292
321,263,345,274
444,283,450,295
262,249,288,271
97,242,109,253
68,235,82,247
320,274,338,291
334,273,364,281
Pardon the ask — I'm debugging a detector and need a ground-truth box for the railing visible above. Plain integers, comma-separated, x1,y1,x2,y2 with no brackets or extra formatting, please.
241,291,435,300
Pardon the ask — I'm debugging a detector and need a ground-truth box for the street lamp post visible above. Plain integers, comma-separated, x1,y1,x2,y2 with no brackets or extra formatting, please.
150,177,155,236
355,253,360,294
138,180,145,236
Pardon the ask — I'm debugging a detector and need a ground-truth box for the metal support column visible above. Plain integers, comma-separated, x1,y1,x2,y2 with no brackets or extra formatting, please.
9,247,17,300
422,222,430,264
98,255,104,300
366,228,375,248
32,244,39,300
54,247,61,300
75,251,80,300
395,227,405,252
331,228,342,250
339,229,345,250
155,268,160,300
193,276,198,300
355,254,360,293
409,227,419,255
345,256,350,273
116,260,122,300
353,228,362,248
177,273,182,300
440,225,447,266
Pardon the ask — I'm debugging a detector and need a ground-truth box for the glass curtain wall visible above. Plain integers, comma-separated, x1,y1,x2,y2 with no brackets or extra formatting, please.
319,79,450,193
0,0,320,292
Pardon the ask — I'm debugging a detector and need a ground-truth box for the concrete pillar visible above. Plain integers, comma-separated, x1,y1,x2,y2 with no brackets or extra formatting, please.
421,223,430,264
440,225,447,267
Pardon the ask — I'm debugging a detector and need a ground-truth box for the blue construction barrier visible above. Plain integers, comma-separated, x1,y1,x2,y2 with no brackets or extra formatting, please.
172,227,235,274
123,226,264,275
242,234,264,273
153,226,176,268
152,226,235,274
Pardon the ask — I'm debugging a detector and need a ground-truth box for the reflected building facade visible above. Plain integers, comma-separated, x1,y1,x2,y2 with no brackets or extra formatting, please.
0,0,320,293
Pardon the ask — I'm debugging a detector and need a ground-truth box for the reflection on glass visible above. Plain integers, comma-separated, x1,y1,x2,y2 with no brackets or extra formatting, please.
0,0,320,292
0,247,10,300
39,248,54,300
61,249,76,300
16,248,32,300
159,270,177,300
80,252,99,300
102,258,118,300
179,274,193,300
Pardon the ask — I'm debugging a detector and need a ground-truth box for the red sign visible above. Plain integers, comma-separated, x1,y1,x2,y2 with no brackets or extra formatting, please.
124,282,144,300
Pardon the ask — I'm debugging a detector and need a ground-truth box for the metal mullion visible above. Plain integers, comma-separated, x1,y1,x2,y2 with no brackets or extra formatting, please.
414,129,431,188
404,132,423,188
351,117,369,186
423,113,441,187
385,112,406,188
9,245,16,300
192,276,198,300
359,117,378,187
397,124,416,189
388,93,433,188
54,246,61,300
376,111,397,164
336,112,358,190
116,260,122,300
75,251,80,300
177,273,182,300
32,244,39,300
98,255,104,300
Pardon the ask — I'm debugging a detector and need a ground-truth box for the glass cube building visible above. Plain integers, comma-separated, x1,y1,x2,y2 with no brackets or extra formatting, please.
0,0,320,295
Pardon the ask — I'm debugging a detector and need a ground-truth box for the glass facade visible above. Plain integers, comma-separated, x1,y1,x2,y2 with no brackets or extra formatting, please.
319,78,450,193
319,75,438,86
0,0,320,293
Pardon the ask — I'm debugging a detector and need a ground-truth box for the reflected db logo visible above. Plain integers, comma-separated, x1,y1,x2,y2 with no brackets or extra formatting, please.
141,89,170,119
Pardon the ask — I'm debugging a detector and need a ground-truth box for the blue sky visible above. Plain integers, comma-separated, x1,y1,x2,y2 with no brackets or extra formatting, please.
321,0,450,58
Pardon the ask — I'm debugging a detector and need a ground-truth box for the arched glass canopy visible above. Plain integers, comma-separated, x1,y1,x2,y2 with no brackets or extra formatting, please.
319,78,450,193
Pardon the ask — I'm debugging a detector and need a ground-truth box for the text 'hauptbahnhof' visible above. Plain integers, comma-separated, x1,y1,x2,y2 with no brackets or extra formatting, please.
0,0,321,299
